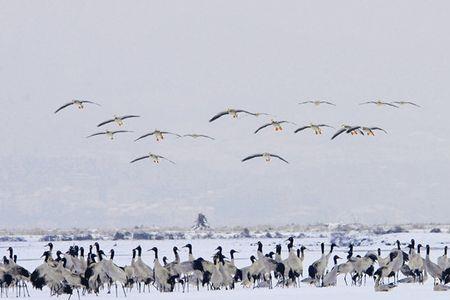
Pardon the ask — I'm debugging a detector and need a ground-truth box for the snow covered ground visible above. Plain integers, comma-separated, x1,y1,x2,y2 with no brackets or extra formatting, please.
18,285,450,300
2,230,450,299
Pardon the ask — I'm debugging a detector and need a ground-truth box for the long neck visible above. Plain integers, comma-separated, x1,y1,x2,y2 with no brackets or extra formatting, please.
288,240,294,250
325,245,334,260
8,248,13,259
347,251,353,260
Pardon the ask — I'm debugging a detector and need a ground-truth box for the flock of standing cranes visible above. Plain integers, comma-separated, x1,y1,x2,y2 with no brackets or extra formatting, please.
54,99,420,165
1,238,449,298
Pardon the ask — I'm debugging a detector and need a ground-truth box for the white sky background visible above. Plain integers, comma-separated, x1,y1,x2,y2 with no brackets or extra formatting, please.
0,1,449,229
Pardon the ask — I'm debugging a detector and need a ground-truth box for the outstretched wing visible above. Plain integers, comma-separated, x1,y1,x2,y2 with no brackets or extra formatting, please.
321,101,336,106
298,101,313,105
279,120,297,126
393,101,420,107
54,102,74,114
197,134,215,140
184,134,215,140
112,130,132,134
404,101,420,107
121,115,140,120
209,111,229,122
81,100,101,106
318,124,334,128
130,156,150,163
135,132,155,142
270,154,289,164
97,119,114,127
242,154,263,162
331,128,347,140
86,132,106,138
370,127,387,134
358,101,373,105
254,112,273,117
383,102,399,108
254,123,272,134
161,131,182,137
235,110,256,116
346,126,361,133
294,126,311,133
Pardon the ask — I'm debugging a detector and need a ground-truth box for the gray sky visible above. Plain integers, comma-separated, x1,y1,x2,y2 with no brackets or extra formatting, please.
1,0,449,229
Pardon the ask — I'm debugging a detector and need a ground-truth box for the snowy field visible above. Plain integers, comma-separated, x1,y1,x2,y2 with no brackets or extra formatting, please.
2,231,450,299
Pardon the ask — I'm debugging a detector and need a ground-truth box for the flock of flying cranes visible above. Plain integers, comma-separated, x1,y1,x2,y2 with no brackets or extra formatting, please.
54,99,420,165
0,238,449,298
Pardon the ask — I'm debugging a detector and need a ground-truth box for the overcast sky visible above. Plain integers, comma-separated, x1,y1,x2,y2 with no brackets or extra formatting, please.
1,1,449,229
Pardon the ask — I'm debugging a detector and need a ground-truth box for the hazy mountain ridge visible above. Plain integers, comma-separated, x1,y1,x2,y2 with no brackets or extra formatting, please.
1,223,448,245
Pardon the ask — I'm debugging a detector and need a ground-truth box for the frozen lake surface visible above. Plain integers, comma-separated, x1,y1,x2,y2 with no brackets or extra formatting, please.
1,230,450,299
